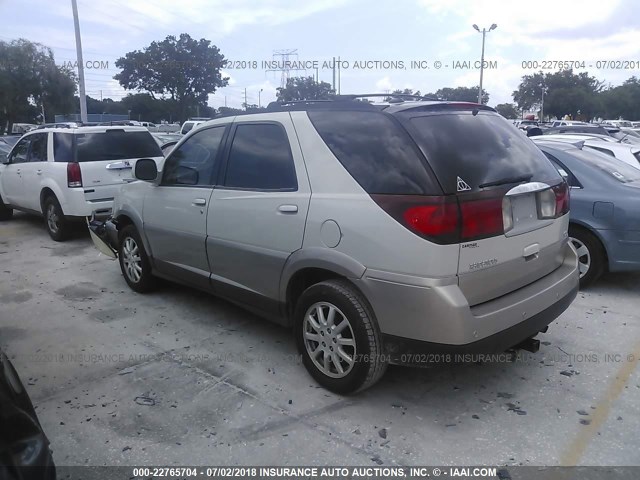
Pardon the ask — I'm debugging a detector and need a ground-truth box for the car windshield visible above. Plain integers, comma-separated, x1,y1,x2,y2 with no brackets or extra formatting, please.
575,147,640,182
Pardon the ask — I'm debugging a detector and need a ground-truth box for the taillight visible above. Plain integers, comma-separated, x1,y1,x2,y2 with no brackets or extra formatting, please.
67,162,82,188
459,197,504,240
371,195,460,244
553,182,570,217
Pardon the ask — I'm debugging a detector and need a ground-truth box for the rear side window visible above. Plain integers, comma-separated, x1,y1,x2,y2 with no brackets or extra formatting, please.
75,130,162,162
54,133,74,162
308,111,438,195
405,111,560,194
223,123,297,190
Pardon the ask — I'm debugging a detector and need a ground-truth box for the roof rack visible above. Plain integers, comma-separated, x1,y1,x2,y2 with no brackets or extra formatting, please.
264,93,442,112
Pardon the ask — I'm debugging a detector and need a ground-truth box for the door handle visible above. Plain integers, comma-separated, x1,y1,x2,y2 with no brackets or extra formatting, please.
36,170,43,175
192,198,207,206
278,204,298,213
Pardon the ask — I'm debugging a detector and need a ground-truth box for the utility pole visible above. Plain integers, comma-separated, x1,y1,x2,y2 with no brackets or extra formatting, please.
259,88,263,108
337,56,341,94
244,88,247,110
540,80,545,122
473,24,497,105
71,0,88,123
100,90,102,102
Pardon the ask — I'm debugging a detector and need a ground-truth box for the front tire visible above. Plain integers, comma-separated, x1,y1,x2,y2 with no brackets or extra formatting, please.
569,226,605,288
294,279,387,394
43,197,69,241
118,225,156,293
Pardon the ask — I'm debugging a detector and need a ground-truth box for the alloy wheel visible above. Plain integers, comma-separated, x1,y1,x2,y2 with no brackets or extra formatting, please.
47,204,59,234
303,302,356,379
122,237,143,283
570,236,591,279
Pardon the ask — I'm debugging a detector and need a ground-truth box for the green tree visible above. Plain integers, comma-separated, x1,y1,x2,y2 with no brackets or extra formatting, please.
276,76,335,102
513,70,604,120
114,33,228,122
495,103,519,119
435,86,489,104
0,39,76,133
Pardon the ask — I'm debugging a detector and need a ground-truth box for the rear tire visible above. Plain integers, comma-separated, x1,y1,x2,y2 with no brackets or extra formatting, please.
118,225,156,293
43,196,69,241
569,226,605,288
294,279,388,394
0,196,12,220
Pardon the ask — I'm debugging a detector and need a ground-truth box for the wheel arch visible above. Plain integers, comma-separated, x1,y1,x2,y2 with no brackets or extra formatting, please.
569,221,610,269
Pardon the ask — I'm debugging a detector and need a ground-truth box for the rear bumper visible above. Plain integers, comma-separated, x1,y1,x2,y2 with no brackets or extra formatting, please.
382,283,577,364
61,188,113,217
355,241,579,351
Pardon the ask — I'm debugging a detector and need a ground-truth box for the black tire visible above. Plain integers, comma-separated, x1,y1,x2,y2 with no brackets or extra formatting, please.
43,196,69,241
294,279,388,394
118,225,156,293
0,196,12,220
569,225,605,288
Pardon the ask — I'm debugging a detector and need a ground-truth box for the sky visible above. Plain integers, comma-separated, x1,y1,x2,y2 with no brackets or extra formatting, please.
1,0,640,111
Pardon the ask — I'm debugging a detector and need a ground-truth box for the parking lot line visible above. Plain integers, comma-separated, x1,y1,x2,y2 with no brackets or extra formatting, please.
560,339,640,466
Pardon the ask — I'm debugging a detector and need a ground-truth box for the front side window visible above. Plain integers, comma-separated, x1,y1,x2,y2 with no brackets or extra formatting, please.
28,133,48,162
223,123,297,190
162,126,226,186
9,138,30,164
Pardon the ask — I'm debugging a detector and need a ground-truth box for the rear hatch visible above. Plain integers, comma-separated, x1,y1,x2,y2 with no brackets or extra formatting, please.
395,105,568,305
61,129,163,203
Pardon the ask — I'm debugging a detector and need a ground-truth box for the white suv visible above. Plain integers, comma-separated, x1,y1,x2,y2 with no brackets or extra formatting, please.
0,126,163,241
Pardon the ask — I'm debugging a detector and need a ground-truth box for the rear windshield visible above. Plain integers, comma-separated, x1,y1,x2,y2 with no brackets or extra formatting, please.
75,130,161,162
308,110,440,195
403,110,561,194
576,148,640,183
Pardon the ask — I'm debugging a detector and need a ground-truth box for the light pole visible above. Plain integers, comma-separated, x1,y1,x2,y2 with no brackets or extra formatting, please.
259,88,263,108
473,23,497,104
540,79,545,122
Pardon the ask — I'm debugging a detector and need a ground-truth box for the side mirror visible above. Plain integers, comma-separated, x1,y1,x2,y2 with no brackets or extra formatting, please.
134,158,158,181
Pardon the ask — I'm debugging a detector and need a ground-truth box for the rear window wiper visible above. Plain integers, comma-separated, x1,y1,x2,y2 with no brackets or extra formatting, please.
479,174,532,189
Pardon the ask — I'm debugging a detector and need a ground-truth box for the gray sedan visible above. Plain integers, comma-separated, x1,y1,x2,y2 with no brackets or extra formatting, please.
535,139,640,286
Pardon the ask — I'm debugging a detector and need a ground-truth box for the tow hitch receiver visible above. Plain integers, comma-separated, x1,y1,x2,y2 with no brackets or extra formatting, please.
513,337,540,353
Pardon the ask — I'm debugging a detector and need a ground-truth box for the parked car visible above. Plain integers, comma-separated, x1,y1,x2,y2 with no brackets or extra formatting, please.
603,120,633,128
89,98,579,393
151,133,182,156
549,120,588,127
543,125,611,137
0,126,163,240
0,346,56,479
179,120,208,135
542,136,640,171
0,142,10,164
534,139,640,286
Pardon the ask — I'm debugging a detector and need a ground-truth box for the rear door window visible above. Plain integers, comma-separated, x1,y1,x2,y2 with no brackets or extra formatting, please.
28,133,48,162
223,123,297,191
308,110,439,194
403,110,560,194
76,130,161,162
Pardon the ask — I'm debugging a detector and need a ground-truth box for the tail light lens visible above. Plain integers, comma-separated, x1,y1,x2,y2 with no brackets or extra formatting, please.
372,194,508,244
459,197,504,240
371,195,460,244
67,162,82,188
553,182,570,217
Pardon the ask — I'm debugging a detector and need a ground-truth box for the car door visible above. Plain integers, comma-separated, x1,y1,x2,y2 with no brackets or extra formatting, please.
207,115,311,315
21,132,49,211
1,136,30,207
143,124,228,290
